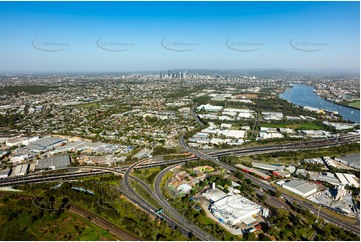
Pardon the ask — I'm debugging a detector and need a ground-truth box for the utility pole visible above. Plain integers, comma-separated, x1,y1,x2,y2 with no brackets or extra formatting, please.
315,205,321,223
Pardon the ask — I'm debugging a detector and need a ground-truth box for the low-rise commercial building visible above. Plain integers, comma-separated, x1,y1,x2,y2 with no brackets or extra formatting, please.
27,137,68,153
12,164,29,177
36,154,71,170
0,168,11,179
208,191,263,226
262,112,283,121
236,164,271,180
282,179,318,198
197,104,223,112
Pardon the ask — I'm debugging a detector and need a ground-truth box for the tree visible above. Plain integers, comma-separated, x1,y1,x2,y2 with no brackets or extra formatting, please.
274,189,281,198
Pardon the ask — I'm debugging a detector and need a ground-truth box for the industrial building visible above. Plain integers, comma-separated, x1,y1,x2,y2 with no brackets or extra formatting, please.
36,154,71,170
12,164,29,177
261,111,283,121
6,136,39,147
27,137,67,153
235,164,271,180
299,130,331,138
282,179,318,198
252,162,285,171
272,170,291,178
202,188,228,203
336,173,359,188
196,104,223,112
0,168,11,179
205,188,263,226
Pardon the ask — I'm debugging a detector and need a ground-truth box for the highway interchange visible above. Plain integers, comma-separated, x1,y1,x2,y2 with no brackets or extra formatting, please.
0,133,359,239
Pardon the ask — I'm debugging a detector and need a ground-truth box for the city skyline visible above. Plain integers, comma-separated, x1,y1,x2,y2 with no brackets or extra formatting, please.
0,1,359,72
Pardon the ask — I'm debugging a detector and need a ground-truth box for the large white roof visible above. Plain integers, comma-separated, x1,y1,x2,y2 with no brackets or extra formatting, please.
212,194,262,223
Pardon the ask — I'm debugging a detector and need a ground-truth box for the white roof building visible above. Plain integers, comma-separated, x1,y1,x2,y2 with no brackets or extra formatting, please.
177,184,192,194
343,173,360,188
197,104,223,112
282,180,318,198
258,132,284,140
12,164,29,177
202,188,227,203
219,130,246,139
262,112,283,121
210,194,262,226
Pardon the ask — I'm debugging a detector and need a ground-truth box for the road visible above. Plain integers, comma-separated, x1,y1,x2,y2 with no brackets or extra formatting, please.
153,163,218,241
122,157,217,241
190,106,206,127
0,134,359,235
179,135,360,235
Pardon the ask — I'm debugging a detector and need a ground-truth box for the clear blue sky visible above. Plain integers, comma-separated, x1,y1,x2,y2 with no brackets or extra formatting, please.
0,1,359,72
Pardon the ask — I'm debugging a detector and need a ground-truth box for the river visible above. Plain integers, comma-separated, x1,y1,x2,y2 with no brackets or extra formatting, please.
279,84,360,123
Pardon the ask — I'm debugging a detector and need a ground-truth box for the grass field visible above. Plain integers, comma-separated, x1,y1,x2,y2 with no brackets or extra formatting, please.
259,122,322,130
133,167,161,189
346,100,360,109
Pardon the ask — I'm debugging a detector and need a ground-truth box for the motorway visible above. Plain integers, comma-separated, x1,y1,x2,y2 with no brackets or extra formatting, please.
179,135,360,235
190,106,206,127
122,157,217,241
153,163,218,241
0,134,359,236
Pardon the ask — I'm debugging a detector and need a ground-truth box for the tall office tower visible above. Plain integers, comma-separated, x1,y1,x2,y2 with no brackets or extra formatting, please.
159,71,163,79
168,70,171,78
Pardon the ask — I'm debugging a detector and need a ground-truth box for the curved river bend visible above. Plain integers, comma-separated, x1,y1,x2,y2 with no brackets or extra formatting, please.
279,84,360,123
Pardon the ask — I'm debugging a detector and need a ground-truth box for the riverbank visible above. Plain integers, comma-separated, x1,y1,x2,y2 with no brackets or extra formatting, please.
315,93,360,111
280,84,360,123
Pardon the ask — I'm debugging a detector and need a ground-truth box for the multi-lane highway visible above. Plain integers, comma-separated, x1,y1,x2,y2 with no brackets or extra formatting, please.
0,134,359,236
179,135,360,235
153,163,218,241
122,157,217,240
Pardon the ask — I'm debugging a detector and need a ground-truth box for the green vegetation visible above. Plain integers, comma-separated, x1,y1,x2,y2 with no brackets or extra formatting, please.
0,113,24,129
167,195,241,241
152,146,178,156
259,122,322,130
344,100,360,109
248,143,360,165
130,180,161,209
0,193,115,241
133,167,162,188
15,175,188,241
315,223,360,240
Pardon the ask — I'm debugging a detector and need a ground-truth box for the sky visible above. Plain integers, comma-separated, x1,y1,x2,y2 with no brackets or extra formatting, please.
0,1,359,73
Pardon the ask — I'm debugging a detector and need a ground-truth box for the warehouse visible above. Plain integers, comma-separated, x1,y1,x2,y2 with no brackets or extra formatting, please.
282,179,318,198
235,164,271,180
6,136,39,147
252,162,284,171
27,137,67,153
261,111,283,121
335,173,359,188
36,154,71,170
196,104,223,112
343,173,359,188
0,168,11,179
210,193,263,226
12,164,29,177
202,188,227,203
